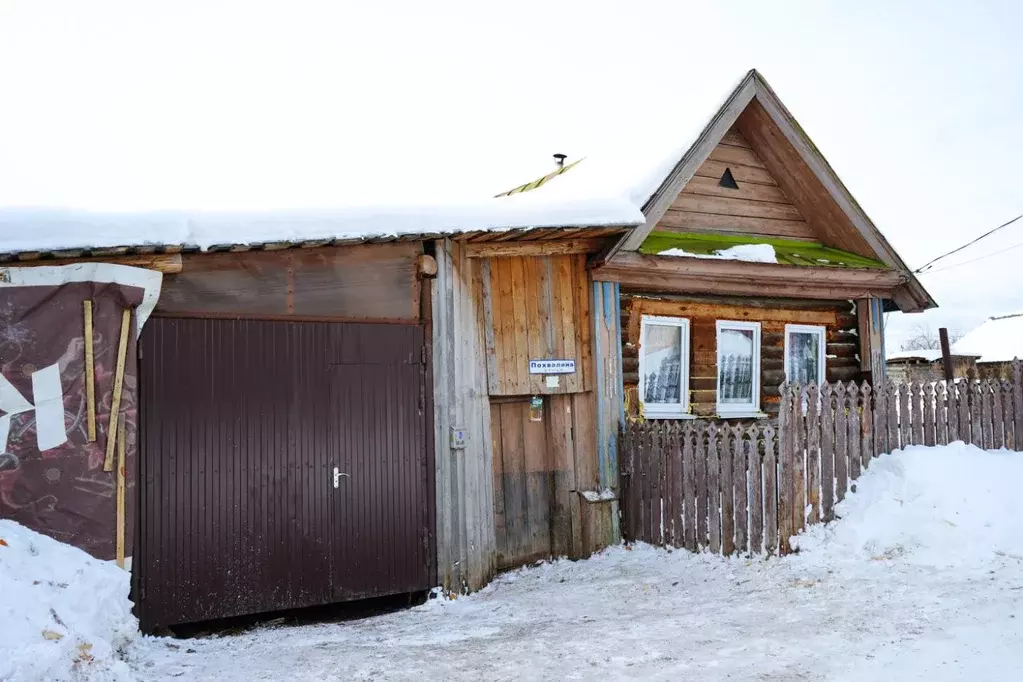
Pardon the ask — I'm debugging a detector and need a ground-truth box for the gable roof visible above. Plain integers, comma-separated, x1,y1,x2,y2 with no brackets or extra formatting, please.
601,69,935,312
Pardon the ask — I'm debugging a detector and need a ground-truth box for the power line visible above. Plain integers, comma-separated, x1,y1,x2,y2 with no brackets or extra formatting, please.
914,212,1023,274
918,239,1023,276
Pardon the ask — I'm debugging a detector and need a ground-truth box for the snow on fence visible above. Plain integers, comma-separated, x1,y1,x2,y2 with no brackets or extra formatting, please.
619,359,1023,555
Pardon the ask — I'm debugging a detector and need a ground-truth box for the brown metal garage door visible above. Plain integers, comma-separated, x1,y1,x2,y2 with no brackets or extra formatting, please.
135,317,435,631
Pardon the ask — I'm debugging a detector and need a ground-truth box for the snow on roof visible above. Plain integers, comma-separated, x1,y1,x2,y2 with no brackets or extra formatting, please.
0,192,643,255
886,348,944,363
951,313,1023,364
659,243,777,264
0,74,746,257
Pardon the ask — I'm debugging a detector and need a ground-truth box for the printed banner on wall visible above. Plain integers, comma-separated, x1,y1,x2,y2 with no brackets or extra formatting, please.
0,263,162,561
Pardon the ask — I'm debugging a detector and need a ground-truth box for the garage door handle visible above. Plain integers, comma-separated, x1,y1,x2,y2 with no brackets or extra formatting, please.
333,467,349,489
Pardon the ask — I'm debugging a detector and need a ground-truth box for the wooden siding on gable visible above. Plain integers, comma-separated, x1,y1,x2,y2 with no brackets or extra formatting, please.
655,127,817,242
622,296,863,418
481,253,593,396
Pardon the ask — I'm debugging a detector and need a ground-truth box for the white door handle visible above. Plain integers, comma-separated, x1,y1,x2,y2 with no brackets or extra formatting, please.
333,467,349,489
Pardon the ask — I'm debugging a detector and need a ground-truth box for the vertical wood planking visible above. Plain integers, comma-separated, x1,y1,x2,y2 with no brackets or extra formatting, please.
992,381,1005,450
747,425,763,554
682,424,697,552
720,426,736,555
707,424,721,554
791,386,806,534
847,383,861,483
860,383,873,471
834,382,848,503
575,255,594,393
910,381,923,446
820,383,835,521
970,381,984,449
981,381,994,450
806,384,820,525
777,393,794,554
763,425,778,555
923,383,936,447
936,382,948,446
669,424,684,547
900,382,912,450
946,381,959,443
873,381,887,457
887,383,900,450
959,380,972,447
1014,361,1023,451
695,423,708,549
734,427,749,554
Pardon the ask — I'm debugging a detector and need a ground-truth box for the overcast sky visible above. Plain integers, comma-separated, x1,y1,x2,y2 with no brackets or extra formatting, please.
0,0,1020,349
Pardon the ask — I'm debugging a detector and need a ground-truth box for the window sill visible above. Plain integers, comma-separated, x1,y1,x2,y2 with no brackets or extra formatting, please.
641,412,698,421
714,410,769,420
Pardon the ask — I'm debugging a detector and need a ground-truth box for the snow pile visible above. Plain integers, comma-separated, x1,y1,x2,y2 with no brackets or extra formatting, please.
658,243,777,263
0,520,137,681
792,443,1023,568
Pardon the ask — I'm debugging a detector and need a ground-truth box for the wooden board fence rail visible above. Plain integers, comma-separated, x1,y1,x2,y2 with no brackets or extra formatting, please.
619,359,1023,555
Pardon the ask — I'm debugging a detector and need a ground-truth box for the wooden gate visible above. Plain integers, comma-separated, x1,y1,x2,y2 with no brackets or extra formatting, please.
135,317,434,631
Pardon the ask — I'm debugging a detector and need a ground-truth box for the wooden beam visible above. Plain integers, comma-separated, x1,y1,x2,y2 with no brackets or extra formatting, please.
115,422,127,570
593,252,904,301
83,301,96,443
465,238,606,258
103,309,132,472
4,253,183,273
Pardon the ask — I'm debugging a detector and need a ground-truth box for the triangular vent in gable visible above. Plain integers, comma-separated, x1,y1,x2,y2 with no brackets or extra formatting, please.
718,167,739,189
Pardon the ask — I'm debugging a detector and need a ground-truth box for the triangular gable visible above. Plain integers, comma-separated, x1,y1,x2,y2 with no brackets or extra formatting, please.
613,70,934,312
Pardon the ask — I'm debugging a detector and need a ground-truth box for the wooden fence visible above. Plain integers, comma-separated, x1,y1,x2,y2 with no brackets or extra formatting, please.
619,360,1023,555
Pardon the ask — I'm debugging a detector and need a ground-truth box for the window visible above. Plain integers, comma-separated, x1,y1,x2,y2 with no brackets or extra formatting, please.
716,320,761,416
785,324,826,385
639,315,690,418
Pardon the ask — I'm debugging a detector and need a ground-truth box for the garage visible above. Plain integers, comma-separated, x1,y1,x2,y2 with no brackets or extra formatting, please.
131,243,436,631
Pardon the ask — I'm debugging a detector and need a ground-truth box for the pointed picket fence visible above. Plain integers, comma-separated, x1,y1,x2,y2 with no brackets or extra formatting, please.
619,359,1023,555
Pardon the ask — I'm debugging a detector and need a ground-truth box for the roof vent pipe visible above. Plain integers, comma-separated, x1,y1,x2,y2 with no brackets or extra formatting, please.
553,153,567,169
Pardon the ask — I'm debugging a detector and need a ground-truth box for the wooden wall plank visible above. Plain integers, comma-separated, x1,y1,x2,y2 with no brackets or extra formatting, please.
656,210,815,240
682,175,791,203
694,159,777,186
672,193,805,221
548,394,573,558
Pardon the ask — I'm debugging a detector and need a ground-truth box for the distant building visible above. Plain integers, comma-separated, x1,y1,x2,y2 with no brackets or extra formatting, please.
952,312,1023,379
885,348,979,383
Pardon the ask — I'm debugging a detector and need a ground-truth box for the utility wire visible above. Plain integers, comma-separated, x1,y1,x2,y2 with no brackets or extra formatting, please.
918,239,1023,276
914,212,1023,274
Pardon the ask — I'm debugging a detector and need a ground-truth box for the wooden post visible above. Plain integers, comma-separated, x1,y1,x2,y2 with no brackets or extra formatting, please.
763,425,778,555
971,379,984,449
887,383,900,450
682,424,697,552
792,385,806,534
981,380,994,450
1001,380,1014,450
83,300,97,443
900,382,913,449
746,426,762,554
669,423,684,548
910,381,923,446
806,384,820,525
820,383,836,522
959,376,972,446
646,425,661,544
104,309,132,472
939,328,954,382
116,422,127,570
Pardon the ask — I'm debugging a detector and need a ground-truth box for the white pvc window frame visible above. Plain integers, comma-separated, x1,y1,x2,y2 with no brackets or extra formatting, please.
784,324,827,386
716,319,762,417
638,315,691,419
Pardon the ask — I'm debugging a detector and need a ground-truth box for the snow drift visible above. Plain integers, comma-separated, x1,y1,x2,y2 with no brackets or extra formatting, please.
0,520,137,681
791,443,1023,568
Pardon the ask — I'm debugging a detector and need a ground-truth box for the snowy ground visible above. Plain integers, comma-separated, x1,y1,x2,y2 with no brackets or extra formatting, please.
6,443,1023,680
125,444,1023,681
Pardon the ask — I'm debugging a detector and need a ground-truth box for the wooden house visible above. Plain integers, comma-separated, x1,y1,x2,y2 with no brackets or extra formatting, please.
587,70,935,421
0,68,936,632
